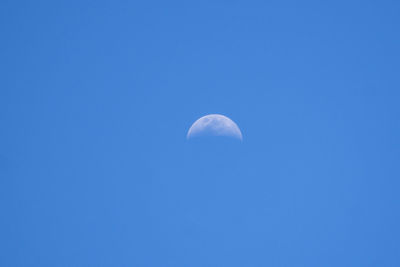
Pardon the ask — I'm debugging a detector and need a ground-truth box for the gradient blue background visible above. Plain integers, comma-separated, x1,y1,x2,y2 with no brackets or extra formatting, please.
1,0,400,266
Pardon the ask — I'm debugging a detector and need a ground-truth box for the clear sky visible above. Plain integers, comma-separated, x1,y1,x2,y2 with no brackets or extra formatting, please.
1,0,400,266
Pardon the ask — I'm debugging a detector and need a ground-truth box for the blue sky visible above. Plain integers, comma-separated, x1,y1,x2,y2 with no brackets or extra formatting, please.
1,0,400,266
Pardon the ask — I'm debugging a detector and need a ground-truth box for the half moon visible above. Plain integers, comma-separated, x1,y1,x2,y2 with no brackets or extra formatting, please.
187,114,243,140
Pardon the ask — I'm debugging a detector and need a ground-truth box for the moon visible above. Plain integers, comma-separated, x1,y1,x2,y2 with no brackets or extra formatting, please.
187,114,243,140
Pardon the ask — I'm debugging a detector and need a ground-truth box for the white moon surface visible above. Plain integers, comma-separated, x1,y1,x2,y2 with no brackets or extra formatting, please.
187,114,243,140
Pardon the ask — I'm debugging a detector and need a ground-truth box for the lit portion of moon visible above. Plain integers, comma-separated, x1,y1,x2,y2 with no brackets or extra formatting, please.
187,114,243,140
